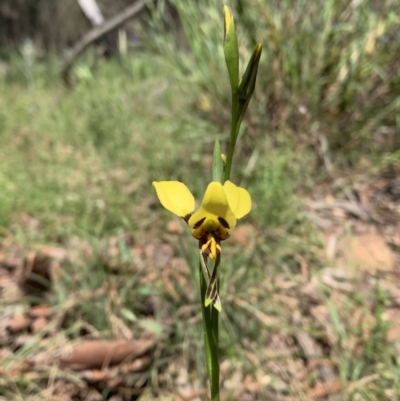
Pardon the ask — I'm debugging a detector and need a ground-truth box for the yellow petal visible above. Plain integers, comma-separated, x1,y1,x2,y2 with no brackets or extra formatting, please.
152,181,195,218
223,181,252,219
189,182,236,232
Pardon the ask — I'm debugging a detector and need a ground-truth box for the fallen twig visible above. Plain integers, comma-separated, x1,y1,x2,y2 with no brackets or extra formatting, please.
61,0,150,85
305,199,370,221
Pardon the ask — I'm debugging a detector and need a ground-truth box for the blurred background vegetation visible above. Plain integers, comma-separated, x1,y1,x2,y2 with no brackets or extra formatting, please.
0,0,400,400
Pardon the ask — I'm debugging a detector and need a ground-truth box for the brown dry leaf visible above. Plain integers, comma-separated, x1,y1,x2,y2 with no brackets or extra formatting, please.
121,355,153,373
82,369,112,383
18,252,52,295
31,317,48,334
0,253,23,271
307,380,343,399
82,355,154,391
60,339,155,370
244,373,260,393
84,389,103,401
5,314,31,333
387,326,400,342
272,294,299,309
0,274,13,287
29,303,52,318
274,276,297,289
308,359,337,372
105,375,124,389
337,234,394,273
325,194,335,203
332,207,346,219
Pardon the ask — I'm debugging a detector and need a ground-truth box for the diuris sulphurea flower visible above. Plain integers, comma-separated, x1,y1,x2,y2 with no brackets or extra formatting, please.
152,180,251,256
153,180,251,311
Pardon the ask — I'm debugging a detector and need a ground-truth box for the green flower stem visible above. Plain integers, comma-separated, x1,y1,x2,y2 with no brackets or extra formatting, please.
212,138,224,184
224,90,239,182
198,9,261,401
199,261,220,401
198,139,223,400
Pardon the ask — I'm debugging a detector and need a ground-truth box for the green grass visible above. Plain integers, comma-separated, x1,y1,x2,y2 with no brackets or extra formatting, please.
148,0,400,165
0,55,316,398
0,55,213,236
0,0,400,399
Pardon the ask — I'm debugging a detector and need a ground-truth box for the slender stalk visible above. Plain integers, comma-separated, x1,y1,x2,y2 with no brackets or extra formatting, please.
201,9,260,399
224,90,239,182
199,261,220,401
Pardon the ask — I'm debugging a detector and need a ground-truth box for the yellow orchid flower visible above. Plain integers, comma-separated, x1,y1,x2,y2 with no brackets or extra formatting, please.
152,180,251,259
153,180,251,311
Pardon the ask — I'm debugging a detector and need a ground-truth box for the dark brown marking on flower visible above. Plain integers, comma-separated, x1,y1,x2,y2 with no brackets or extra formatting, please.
218,217,230,229
202,246,211,258
182,214,192,223
192,217,206,229
214,230,230,242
